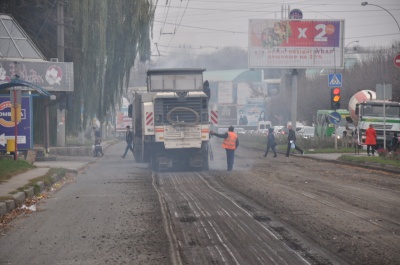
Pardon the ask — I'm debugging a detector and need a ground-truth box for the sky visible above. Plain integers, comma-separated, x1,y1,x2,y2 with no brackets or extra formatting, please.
151,0,400,59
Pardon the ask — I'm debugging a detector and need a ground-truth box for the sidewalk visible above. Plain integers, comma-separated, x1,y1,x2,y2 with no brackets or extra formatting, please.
0,140,117,216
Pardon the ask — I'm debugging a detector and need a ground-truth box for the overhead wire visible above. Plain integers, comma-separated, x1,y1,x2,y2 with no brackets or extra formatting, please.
152,1,400,57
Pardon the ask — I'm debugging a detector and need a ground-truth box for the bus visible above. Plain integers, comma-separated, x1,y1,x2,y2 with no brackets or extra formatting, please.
314,109,351,137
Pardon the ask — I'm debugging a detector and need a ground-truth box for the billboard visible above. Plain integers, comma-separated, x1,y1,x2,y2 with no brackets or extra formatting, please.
0,59,74,92
115,97,132,134
0,95,33,151
210,81,268,127
248,19,344,69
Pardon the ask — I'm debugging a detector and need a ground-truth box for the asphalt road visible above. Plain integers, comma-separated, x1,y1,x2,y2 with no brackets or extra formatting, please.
1,139,399,265
0,142,171,265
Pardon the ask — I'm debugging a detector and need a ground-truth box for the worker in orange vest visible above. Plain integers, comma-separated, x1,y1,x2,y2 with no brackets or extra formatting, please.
210,126,239,171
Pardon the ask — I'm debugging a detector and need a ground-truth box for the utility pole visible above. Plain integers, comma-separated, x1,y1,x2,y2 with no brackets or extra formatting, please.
57,0,66,147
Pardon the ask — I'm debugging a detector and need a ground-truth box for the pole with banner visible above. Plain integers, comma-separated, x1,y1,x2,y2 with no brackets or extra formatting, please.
10,89,22,160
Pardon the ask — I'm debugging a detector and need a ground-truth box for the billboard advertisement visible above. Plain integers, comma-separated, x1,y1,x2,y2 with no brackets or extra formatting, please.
217,105,237,126
238,98,266,126
0,59,74,92
217,82,234,104
0,95,33,151
115,97,132,135
248,19,344,69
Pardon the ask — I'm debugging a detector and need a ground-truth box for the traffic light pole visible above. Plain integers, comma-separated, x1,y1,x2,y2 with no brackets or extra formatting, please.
334,124,338,150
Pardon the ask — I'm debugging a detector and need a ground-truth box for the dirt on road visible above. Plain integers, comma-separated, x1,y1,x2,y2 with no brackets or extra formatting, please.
2,140,399,265
207,144,400,265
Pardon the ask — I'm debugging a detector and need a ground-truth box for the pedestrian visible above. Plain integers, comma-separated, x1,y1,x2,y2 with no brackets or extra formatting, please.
285,124,304,157
365,124,377,156
121,125,134,159
264,127,277,158
210,126,239,171
92,126,101,140
390,132,398,152
92,126,104,157
345,124,354,147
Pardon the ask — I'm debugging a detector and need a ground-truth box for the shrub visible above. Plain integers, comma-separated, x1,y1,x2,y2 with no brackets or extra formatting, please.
376,148,388,158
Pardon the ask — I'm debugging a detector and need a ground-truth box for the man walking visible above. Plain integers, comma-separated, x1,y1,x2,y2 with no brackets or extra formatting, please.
121,125,134,159
285,124,304,157
210,126,239,171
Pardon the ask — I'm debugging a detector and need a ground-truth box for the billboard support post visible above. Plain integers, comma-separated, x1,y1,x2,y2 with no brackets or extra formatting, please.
291,69,298,132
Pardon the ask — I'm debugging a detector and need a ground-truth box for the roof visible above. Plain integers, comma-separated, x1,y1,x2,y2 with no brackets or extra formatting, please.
0,14,45,60
0,76,54,97
204,69,262,83
147,68,205,76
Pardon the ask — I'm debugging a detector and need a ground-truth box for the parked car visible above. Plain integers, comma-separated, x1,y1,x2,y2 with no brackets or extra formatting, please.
298,126,315,138
235,127,246,134
273,125,284,134
331,124,355,139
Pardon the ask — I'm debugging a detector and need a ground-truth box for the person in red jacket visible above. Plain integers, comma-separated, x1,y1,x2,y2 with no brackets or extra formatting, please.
365,124,377,156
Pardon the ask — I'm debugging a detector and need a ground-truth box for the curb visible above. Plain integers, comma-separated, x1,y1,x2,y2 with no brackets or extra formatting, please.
299,154,400,175
0,140,118,218
0,171,75,218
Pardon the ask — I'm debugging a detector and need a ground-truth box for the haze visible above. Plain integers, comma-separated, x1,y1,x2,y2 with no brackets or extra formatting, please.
152,0,400,58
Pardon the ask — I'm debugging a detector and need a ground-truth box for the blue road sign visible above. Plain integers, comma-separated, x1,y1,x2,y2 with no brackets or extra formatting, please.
328,73,342,87
328,111,341,124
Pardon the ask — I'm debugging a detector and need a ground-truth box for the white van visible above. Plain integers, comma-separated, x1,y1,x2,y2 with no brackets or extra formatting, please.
298,126,315,138
257,121,272,133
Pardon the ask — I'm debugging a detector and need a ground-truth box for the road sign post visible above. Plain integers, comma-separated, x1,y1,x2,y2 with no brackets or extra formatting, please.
328,111,341,150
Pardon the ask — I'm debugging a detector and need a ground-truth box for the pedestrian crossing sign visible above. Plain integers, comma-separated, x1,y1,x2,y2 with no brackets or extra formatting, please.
328,74,342,87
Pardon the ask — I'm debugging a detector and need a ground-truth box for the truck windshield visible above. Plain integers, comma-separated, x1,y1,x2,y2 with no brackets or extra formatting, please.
362,104,400,118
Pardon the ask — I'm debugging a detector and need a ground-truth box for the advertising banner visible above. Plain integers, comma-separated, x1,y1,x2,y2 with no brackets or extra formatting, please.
238,98,266,126
0,59,74,92
217,105,237,126
0,95,32,151
248,19,344,69
115,97,132,134
217,82,233,104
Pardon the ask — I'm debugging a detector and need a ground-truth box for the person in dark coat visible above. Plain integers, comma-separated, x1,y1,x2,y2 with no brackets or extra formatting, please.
210,126,239,171
285,124,304,157
121,125,134,159
391,132,399,152
92,126,104,157
264,127,277,158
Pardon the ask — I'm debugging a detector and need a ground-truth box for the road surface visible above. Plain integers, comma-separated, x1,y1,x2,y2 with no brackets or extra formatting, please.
1,140,399,265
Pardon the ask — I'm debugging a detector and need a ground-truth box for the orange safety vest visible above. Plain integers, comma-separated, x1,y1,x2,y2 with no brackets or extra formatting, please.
222,132,238,150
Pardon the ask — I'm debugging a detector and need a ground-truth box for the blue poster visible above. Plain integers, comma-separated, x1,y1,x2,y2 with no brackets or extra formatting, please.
0,95,33,151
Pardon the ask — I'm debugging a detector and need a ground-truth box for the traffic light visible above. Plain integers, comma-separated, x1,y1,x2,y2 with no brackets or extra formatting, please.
331,87,341,110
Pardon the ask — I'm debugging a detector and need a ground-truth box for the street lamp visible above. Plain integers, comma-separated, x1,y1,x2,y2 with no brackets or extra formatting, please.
361,2,398,150
361,2,400,33
345,40,359,51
